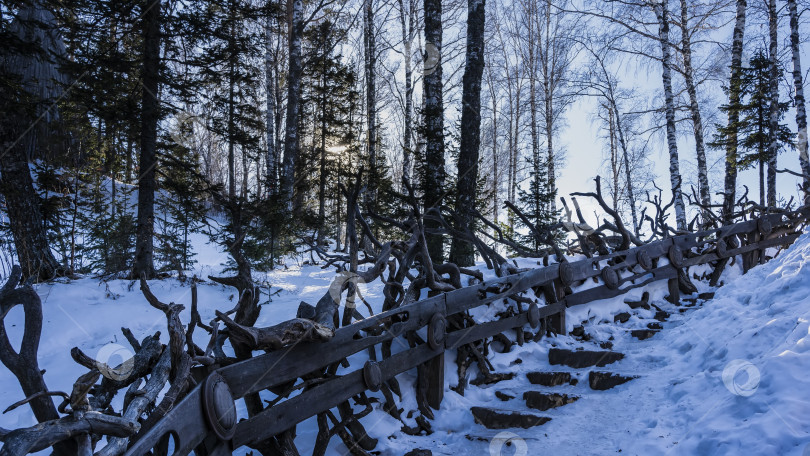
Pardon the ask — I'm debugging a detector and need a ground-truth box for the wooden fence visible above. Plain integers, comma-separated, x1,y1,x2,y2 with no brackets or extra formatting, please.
125,207,810,455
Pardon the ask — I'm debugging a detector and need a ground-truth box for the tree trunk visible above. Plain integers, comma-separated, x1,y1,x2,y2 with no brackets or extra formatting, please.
133,0,161,279
541,0,557,215
281,0,303,214
680,0,710,214
723,0,746,222
364,0,377,209
228,1,237,201
265,13,277,196
423,0,446,263
767,0,778,207
449,0,486,267
612,103,638,235
0,143,62,280
317,71,328,242
398,0,415,191
656,0,686,230
488,62,499,225
787,0,810,192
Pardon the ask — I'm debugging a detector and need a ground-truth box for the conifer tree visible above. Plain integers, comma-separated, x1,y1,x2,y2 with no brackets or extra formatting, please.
713,50,793,207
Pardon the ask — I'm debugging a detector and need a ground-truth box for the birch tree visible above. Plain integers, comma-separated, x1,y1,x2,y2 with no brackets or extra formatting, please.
677,0,710,212
364,0,378,207
766,0,779,206
396,0,418,190
281,0,303,213
654,0,686,230
786,0,810,190
576,38,642,234
722,0,747,222
576,0,687,229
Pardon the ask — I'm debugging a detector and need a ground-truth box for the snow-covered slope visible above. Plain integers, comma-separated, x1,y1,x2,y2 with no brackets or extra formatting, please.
361,234,810,455
1,233,810,455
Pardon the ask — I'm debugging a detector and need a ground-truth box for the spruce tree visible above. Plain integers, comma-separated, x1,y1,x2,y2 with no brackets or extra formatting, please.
516,153,560,253
713,50,793,207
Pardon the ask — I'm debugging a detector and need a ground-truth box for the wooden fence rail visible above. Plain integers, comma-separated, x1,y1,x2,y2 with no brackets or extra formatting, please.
125,208,810,455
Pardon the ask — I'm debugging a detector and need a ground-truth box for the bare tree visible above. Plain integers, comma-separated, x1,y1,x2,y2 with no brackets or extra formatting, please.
450,0,486,266
281,0,304,214
723,0,747,222
786,0,810,190
423,0,446,262
766,0,779,206
364,0,378,208
653,0,687,229
396,0,418,190
677,0,710,212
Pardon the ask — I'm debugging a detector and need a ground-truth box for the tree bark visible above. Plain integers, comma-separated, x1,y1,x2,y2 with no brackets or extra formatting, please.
423,0,446,263
767,0,779,207
723,0,746,222
364,0,378,209
655,0,686,230
679,0,710,214
133,0,161,279
281,0,303,214
265,12,277,196
450,0,486,267
398,0,415,191
787,0,810,192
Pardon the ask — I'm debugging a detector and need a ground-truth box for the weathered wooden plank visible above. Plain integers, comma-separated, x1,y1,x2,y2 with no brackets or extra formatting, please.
232,343,441,447
444,264,559,316
124,386,207,456
564,267,677,307
219,294,445,398
704,232,801,263
426,353,444,410
445,302,565,349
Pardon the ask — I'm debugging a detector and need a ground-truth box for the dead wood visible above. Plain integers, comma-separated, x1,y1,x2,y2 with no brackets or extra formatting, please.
217,311,334,351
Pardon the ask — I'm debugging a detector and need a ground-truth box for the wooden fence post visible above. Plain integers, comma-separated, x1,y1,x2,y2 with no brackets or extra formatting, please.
666,277,680,305
543,279,567,335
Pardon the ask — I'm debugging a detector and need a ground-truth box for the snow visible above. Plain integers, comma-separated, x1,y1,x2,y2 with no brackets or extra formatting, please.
2,232,810,454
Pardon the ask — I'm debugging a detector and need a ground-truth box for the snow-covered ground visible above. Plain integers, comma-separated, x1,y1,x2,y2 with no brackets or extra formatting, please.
1,231,810,455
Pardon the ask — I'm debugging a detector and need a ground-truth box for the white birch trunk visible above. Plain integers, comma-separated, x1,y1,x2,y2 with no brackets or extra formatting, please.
655,0,687,230
767,0,779,207
787,0,810,191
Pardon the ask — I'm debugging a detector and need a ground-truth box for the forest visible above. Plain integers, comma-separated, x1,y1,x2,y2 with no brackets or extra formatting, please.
1,0,810,454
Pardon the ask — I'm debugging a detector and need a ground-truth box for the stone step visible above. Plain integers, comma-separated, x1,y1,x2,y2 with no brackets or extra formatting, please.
548,348,624,368
589,371,637,390
624,291,651,310
614,312,631,323
495,391,514,401
526,371,577,386
404,450,432,456
522,391,579,411
631,329,659,340
471,406,552,430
